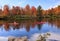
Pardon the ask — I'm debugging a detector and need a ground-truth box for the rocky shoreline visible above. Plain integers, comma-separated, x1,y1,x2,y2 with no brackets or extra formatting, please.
8,36,28,41
0,32,60,41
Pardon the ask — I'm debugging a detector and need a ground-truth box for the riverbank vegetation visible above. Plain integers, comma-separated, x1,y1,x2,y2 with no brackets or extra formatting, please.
0,5,60,20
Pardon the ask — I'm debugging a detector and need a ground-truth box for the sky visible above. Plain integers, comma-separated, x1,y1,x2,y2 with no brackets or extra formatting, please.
0,0,60,10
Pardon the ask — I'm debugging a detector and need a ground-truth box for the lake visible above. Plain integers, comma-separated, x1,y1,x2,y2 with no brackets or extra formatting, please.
0,18,60,38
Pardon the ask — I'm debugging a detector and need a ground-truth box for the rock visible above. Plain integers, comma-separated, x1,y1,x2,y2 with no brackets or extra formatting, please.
8,36,16,41
8,36,28,41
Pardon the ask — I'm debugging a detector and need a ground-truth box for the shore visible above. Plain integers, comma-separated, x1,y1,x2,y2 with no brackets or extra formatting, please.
0,32,60,41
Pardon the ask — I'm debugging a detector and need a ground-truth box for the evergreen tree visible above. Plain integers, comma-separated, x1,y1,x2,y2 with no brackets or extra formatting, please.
37,5,42,18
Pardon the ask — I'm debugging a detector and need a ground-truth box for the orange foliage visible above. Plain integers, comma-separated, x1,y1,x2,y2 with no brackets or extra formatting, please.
0,5,60,16
3,5,9,16
31,6,37,17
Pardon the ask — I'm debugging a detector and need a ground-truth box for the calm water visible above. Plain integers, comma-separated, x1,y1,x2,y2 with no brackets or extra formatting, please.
0,18,60,38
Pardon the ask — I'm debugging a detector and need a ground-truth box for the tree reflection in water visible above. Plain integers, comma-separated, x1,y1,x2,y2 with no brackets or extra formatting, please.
13,21,20,30
37,18,43,30
0,18,60,32
4,22,10,31
37,24,43,30
47,18,60,29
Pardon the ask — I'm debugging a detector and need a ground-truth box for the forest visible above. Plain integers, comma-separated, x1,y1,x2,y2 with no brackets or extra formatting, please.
0,4,60,20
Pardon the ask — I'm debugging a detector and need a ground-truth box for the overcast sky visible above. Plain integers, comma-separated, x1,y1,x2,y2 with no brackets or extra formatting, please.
0,0,60,10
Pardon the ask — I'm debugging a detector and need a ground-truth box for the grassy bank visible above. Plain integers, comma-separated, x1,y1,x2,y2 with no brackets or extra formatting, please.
0,15,60,20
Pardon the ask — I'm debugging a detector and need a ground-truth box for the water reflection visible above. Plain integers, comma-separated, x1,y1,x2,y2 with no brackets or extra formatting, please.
47,18,60,28
0,20,44,32
4,22,10,31
0,19,60,31
0,19,60,37
37,24,42,30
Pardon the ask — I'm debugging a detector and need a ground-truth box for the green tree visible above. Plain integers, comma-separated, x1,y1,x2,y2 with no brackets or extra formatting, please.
37,5,43,18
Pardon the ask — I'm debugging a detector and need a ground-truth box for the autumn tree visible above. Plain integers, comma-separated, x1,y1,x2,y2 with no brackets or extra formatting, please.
20,8,25,15
25,4,31,16
11,6,17,15
3,5,9,16
48,8,54,17
31,6,37,17
0,9,2,16
57,5,60,15
15,6,21,15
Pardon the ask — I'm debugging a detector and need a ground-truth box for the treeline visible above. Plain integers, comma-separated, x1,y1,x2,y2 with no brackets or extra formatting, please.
0,4,60,19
